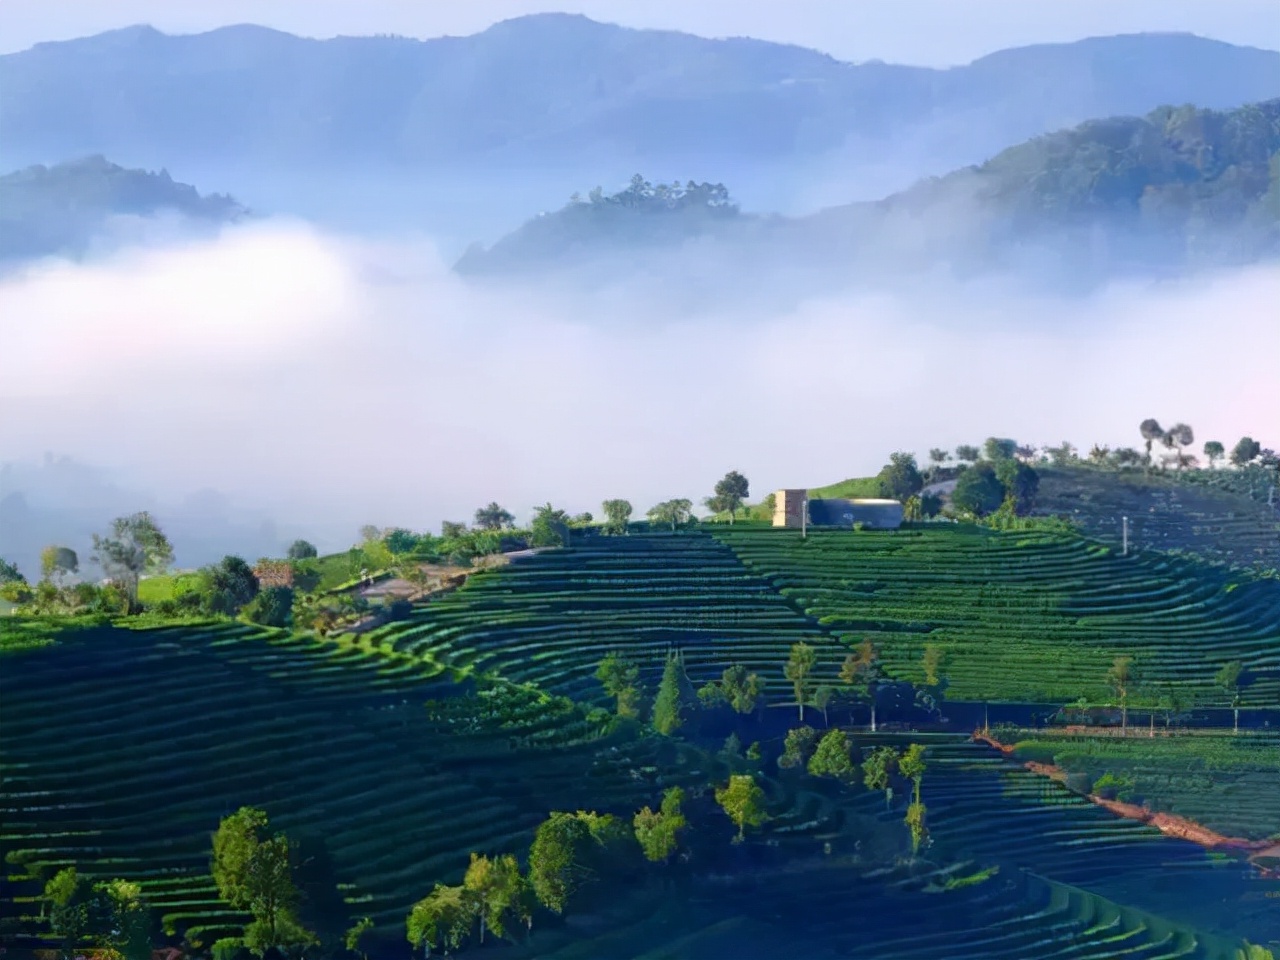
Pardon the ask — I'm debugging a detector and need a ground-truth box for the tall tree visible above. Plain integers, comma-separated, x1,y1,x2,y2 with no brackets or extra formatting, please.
199,555,260,616
1215,660,1243,734
406,884,472,956
1203,440,1225,468
808,729,856,782
44,867,90,960
784,641,817,721
995,460,1040,514
951,462,1006,517
95,878,152,960
878,452,924,500
1107,656,1136,733
862,745,899,809
652,651,684,735
699,663,764,716
1139,419,1165,466
1231,436,1261,466
778,725,819,770
601,499,633,535
528,812,619,915
474,502,515,531
91,512,173,610
1166,423,1194,469
647,499,692,531
710,471,750,524
463,853,524,943
841,639,885,731
982,437,1017,462
286,539,317,560
715,775,768,842
595,653,642,719
40,545,79,585
898,743,927,805
954,444,980,463
928,448,951,468
922,644,946,688
530,503,571,547
904,801,928,858
211,806,312,954
633,787,687,863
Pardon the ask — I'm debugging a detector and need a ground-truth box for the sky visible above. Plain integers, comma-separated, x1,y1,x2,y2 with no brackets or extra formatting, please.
1,0,1278,63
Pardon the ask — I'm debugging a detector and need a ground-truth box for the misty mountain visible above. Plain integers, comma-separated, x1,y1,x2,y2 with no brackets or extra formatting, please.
0,155,247,262
1,15,1277,225
457,99,1280,291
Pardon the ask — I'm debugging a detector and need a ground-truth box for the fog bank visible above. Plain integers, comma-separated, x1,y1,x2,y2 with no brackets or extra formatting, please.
1,221,1276,574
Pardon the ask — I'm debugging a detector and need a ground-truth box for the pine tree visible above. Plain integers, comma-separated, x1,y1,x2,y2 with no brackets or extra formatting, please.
652,652,684,735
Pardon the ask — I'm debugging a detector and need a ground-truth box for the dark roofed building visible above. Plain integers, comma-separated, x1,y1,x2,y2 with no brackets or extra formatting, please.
773,489,903,530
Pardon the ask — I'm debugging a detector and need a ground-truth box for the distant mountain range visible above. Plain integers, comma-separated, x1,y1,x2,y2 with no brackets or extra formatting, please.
1,15,1277,204
0,155,246,262
457,99,1280,290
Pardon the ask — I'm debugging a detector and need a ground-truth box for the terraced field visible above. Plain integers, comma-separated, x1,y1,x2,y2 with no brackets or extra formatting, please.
361,532,849,703
1006,731,1280,840
1032,466,1280,570
713,526,1280,706
491,734,1278,957
0,624,694,952
4,529,1277,956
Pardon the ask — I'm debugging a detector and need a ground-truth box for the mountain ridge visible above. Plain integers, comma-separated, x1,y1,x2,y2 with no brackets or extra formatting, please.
3,17,1276,175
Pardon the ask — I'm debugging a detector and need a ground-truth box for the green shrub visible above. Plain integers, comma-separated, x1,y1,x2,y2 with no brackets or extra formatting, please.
1092,771,1138,803
1010,742,1058,765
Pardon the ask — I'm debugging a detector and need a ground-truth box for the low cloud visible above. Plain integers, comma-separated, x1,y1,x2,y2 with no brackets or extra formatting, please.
1,221,1277,572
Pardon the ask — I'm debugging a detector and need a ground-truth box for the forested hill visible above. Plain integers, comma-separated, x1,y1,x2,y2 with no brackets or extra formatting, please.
0,155,247,262
457,99,1280,285
454,176,746,276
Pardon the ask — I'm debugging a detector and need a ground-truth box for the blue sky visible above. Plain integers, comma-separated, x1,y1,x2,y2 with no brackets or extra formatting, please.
2,0,1278,63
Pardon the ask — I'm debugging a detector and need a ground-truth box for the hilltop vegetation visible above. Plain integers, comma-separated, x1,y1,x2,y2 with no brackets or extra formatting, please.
457,99,1280,284
455,175,742,276
0,155,246,261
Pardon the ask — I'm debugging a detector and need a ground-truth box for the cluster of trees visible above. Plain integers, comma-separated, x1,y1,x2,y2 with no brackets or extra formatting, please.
1089,655,1251,735
32,866,153,960
875,445,1039,521
406,788,692,955
596,638,951,744
569,174,738,214
952,425,1276,478
1,513,177,616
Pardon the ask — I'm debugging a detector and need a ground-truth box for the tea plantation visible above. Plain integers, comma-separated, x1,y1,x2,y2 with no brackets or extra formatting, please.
3,525,1278,957
712,526,1280,705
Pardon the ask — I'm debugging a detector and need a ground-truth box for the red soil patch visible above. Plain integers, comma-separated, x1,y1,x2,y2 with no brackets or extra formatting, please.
972,732,1276,872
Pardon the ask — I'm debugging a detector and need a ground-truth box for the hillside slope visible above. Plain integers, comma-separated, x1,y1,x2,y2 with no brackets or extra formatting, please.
2,19,1276,178
1032,466,1280,569
0,155,246,261
5,555,1274,957
456,99,1280,285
